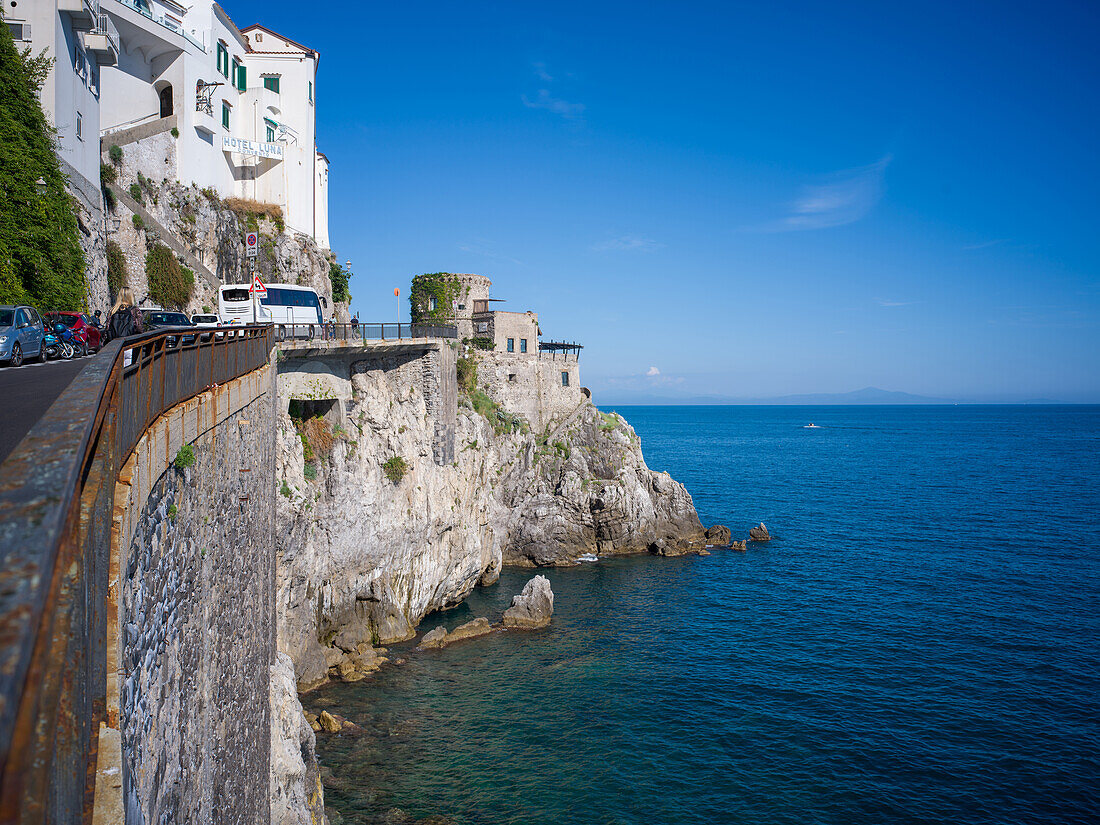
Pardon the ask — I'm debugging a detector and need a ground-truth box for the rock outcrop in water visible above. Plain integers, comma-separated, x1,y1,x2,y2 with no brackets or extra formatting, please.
275,355,703,691
502,576,555,629
749,523,771,541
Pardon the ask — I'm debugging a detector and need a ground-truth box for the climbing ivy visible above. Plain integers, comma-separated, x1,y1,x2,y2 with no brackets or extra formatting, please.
409,272,461,323
0,18,87,308
106,240,127,297
328,260,350,304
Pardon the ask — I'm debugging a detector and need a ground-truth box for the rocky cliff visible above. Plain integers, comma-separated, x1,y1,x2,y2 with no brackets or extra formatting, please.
274,352,703,692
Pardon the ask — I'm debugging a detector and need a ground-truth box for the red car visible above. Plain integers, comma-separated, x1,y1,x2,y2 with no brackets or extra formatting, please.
43,312,102,352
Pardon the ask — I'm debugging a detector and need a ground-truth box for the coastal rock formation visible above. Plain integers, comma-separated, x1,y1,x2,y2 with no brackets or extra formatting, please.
731,540,747,551
417,626,448,650
275,354,702,691
502,576,555,629
270,653,327,825
447,617,493,643
749,523,771,542
706,525,732,545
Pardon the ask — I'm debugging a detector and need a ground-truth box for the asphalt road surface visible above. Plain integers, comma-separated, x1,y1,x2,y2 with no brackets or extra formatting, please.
0,357,91,465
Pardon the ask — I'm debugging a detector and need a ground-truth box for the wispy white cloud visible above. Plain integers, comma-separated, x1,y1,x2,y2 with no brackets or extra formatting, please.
591,235,664,253
532,62,553,82
646,366,660,377
876,298,919,307
753,156,891,232
962,239,1006,250
521,88,584,119
457,239,524,266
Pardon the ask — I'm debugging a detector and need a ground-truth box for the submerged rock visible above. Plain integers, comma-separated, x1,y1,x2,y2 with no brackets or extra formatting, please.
446,617,492,644
705,525,731,545
418,626,448,650
503,576,554,629
318,710,341,733
749,522,771,542
730,540,747,551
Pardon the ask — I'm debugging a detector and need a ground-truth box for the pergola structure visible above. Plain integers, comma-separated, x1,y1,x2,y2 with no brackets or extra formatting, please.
538,340,583,360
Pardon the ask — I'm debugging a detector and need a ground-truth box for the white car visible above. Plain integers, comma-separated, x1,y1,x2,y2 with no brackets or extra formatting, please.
190,314,221,328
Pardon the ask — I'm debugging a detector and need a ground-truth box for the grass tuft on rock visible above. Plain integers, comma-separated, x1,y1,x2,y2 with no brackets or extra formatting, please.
382,456,408,483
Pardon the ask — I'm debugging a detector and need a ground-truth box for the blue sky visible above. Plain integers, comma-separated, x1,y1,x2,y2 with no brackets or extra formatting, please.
250,0,1098,402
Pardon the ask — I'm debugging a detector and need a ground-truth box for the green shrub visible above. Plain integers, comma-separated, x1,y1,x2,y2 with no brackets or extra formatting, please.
145,243,194,309
131,214,144,230
202,305,211,313
173,444,195,470
106,240,127,297
129,182,143,203
303,462,318,481
100,162,116,185
328,260,350,303
167,504,178,520
102,185,115,211
469,336,494,351
170,126,179,138
456,355,477,395
280,480,292,498
382,456,408,484
553,440,571,460
108,144,123,165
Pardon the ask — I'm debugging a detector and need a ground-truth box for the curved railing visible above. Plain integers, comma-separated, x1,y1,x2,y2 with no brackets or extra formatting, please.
0,325,272,823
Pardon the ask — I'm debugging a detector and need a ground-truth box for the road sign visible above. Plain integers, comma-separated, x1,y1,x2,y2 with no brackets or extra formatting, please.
250,275,267,299
245,231,258,258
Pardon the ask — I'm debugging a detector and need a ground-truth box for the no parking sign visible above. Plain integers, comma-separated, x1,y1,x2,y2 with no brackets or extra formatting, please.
245,231,258,258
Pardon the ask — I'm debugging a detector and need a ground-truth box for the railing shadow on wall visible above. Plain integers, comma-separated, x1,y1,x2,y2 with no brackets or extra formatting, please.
0,324,273,824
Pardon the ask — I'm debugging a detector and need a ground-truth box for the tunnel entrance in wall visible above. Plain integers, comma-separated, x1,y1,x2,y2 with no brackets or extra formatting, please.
288,398,345,431
159,84,173,118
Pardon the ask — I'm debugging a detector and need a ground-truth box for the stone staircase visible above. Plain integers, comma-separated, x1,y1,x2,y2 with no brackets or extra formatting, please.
106,183,219,288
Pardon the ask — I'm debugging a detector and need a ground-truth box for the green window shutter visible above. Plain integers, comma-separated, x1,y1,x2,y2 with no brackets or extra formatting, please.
222,103,230,129
263,76,279,93
237,64,246,91
266,124,275,142
308,81,313,102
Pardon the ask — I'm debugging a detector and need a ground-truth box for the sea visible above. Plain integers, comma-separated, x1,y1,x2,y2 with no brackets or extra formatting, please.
307,405,1100,825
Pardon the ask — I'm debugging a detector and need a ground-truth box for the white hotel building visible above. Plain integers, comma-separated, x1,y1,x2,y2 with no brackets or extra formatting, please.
7,0,330,248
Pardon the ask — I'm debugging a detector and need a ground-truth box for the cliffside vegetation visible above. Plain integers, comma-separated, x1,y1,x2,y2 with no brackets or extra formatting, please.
0,18,87,308
145,244,194,309
409,272,461,323
106,240,128,297
328,260,350,304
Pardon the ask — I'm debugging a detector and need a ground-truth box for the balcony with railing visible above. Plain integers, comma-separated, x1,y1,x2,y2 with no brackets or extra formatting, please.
109,0,207,52
58,0,99,31
85,13,119,65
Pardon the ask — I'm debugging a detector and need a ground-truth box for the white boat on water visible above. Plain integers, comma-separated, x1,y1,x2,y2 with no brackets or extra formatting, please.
804,423,822,429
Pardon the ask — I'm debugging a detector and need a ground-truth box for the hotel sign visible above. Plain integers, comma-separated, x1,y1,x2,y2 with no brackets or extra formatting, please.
222,136,283,161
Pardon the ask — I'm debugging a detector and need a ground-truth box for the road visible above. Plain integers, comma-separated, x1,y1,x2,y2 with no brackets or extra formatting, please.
0,358,91,465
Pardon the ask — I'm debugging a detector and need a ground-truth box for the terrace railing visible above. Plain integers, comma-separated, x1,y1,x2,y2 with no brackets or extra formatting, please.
0,325,272,823
280,322,458,342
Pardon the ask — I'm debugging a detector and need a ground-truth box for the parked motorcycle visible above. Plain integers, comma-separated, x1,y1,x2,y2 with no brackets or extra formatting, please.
42,326,60,360
53,323,84,359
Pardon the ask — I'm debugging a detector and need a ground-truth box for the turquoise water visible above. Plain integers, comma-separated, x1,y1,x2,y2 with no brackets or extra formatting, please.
309,406,1100,824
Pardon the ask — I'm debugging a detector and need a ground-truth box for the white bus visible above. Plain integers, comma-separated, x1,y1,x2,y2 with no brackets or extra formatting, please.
218,283,328,338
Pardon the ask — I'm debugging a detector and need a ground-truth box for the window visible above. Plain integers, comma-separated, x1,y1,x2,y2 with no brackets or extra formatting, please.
308,80,313,103
476,322,488,333
254,31,263,42
507,338,514,352
561,371,569,387
265,118,277,142
428,295,437,311
76,111,83,140
222,102,230,130
263,76,280,93
217,42,229,78
232,59,246,91
457,303,465,310
508,374,516,382
520,338,527,353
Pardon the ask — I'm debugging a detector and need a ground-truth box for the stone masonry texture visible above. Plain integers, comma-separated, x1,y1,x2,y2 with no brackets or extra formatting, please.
119,388,275,825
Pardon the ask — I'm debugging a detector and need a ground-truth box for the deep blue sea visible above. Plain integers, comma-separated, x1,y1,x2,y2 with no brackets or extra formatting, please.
309,405,1100,825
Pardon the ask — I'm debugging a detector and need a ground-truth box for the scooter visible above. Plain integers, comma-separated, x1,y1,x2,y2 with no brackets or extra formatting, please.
53,323,81,359
42,326,60,360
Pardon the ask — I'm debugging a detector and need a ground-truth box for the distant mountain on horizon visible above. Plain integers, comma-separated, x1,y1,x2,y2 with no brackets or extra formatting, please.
594,386,1075,406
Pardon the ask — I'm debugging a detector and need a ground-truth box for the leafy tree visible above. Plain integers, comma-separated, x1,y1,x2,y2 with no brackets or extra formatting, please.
0,16,87,308
328,260,350,304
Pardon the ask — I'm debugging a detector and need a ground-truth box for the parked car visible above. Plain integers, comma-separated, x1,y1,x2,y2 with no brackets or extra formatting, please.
43,311,101,353
190,313,221,328
0,305,45,366
142,310,196,346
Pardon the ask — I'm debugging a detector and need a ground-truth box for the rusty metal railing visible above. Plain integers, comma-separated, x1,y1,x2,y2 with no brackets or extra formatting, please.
0,324,272,824
272,322,457,342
